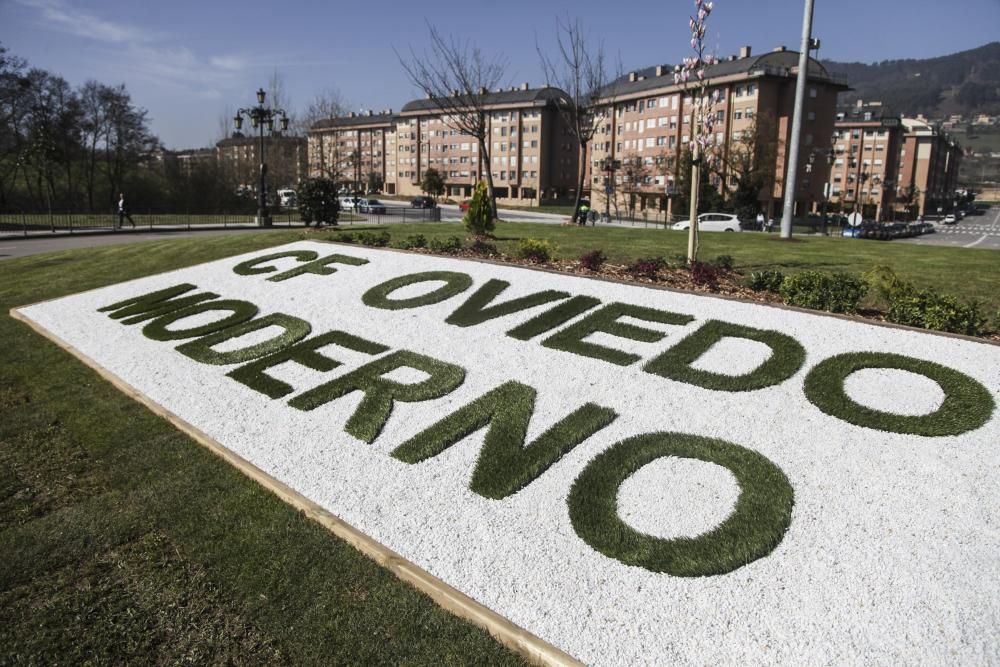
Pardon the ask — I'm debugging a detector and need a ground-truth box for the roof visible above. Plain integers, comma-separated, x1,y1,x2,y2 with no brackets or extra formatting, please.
835,102,900,124
216,134,306,148
602,49,846,99
310,113,396,131
399,86,569,114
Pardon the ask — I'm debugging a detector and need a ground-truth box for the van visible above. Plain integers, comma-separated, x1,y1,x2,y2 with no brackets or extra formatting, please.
277,189,297,207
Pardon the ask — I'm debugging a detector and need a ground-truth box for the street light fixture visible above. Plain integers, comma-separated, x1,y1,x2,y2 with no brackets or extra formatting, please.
234,88,289,227
600,158,621,221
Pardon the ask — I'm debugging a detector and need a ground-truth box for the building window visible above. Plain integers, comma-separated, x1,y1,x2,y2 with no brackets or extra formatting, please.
809,87,817,98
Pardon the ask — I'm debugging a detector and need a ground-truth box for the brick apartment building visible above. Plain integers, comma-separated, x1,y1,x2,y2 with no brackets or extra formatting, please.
215,135,308,192
307,86,579,205
826,101,904,220
586,46,849,219
896,116,962,217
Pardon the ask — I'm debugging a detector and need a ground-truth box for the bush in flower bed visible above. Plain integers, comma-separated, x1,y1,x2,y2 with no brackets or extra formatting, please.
690,261,720,288
429,236,463,253
627,256,666,279
332,232,355,244
748,269,785,293
712,255,734,271
887,285,988,336
578,249,608,271
357,230,391,247
402,234,427,249
517,238,554,262
779,271,867,314
467,237,499,256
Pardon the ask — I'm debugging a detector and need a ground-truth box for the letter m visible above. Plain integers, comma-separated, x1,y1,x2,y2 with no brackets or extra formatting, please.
98,284,219,325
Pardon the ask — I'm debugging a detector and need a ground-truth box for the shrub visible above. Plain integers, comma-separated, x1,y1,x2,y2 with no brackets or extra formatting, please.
627,256,666,279
517,238,554,262
357,230,391,247
666,253,689,269
887,284,989,336
429,236,463,253
579,249,607,271
468,238,499,255
712,255,734,271
333,232,355,244
748,269,784,293
297,177,340,226
463,180,495,236
402,234,427,249
779,271,867,314
690,261,720,288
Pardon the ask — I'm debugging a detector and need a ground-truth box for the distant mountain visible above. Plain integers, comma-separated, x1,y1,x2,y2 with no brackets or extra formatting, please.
823,42,1000,119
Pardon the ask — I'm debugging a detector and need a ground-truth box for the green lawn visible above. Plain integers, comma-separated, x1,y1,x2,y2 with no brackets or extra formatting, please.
2,222,997,662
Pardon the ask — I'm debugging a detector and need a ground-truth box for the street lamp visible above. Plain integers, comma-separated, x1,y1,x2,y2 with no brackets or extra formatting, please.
820,147,834,235
234,88,289,227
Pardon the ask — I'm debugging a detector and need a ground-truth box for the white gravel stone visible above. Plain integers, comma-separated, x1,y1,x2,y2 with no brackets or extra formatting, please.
15,241,1000,666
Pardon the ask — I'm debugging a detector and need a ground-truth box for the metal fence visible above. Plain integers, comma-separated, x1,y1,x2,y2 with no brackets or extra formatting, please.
0,205,440,237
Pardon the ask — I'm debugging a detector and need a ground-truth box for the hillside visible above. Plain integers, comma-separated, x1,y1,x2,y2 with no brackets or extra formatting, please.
823,42,1000,118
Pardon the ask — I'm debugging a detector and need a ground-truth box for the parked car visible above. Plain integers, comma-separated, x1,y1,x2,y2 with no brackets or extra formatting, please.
277,188,297,208
411,196,437,208
358,199,387,214
339,196,360,210
942,214,957,224
459,200,472,212
671,212,742,232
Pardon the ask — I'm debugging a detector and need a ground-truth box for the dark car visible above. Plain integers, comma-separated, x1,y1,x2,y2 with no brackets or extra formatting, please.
411,196,436,208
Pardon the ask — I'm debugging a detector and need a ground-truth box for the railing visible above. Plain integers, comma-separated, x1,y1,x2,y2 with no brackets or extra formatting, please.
341,205,442,224
0,210,300,237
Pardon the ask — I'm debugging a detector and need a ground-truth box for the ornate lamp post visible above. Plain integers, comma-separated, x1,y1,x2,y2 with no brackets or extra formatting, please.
820,147,834,235
234,88,289,227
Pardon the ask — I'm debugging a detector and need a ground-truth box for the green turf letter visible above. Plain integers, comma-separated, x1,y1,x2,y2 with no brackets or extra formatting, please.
142,300,259,341
233,250,318,276
98,284,219,325
392,381,617,499
506,295,602,341
268,253,368,282
175,313,312,365
644,320,806,391
542,303,694,366
289,351,465,443
804,352,995,436
362,271,473,310
568,432,794,576
228,331,388,399
445,279,569,328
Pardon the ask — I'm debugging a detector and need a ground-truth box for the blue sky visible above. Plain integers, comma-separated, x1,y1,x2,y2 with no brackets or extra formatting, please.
2,0,997,149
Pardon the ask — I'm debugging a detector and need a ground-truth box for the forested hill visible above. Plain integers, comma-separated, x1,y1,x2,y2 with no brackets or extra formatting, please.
823,42,1000,118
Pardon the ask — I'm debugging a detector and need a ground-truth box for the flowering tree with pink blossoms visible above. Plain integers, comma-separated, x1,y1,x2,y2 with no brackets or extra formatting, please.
674,0,721,263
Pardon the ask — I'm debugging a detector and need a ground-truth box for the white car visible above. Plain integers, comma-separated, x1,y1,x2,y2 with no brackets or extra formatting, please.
672,212,742,232
339,196,360,210
942,214,957,224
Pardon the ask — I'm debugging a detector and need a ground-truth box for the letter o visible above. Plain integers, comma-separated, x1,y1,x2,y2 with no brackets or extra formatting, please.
804,352,994,436
362,271,473,310
142,300,259,341
568,432,794,577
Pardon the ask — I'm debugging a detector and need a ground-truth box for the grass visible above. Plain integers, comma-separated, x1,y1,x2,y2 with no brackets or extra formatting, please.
0,231,525,664
1,221,997,661
327,221,1000,312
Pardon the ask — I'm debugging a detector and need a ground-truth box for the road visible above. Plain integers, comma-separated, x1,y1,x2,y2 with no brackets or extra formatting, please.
897,206,1000,250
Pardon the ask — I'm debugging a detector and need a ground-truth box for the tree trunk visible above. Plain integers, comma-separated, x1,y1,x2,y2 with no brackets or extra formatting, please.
479,138,498,221
572,141,588,224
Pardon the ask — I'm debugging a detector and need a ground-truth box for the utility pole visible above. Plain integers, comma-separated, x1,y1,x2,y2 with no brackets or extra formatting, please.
779,0,816,239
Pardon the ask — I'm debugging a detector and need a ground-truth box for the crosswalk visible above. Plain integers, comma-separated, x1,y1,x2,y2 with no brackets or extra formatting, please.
934,223,1000,236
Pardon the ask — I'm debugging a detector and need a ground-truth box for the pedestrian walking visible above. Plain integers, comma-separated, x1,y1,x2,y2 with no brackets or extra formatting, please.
118,192,136,228
756,212,765,231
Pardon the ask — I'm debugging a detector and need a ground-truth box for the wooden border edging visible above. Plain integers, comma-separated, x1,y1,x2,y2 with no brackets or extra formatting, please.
8,306,583,667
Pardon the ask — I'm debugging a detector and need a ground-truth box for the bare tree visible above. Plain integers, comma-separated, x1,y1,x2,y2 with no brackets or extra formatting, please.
617,153,650,219
537,17,619,223
396,24,508,220
299,88,350,135
707,112,777,221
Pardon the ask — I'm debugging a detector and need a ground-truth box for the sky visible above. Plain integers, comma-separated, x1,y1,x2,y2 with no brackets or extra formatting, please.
2,0,998,149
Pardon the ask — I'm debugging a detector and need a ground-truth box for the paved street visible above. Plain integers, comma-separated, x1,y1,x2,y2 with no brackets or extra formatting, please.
896,206,1000,250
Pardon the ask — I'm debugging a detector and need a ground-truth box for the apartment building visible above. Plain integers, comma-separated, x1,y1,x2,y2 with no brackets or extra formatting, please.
307,87,578,205
587,45,849,218
826,101,904,220
216,135,308,191
896,117,962,217
308,111,394,192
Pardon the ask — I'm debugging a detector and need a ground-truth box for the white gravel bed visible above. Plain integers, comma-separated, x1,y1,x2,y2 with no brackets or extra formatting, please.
15,241,1000,666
